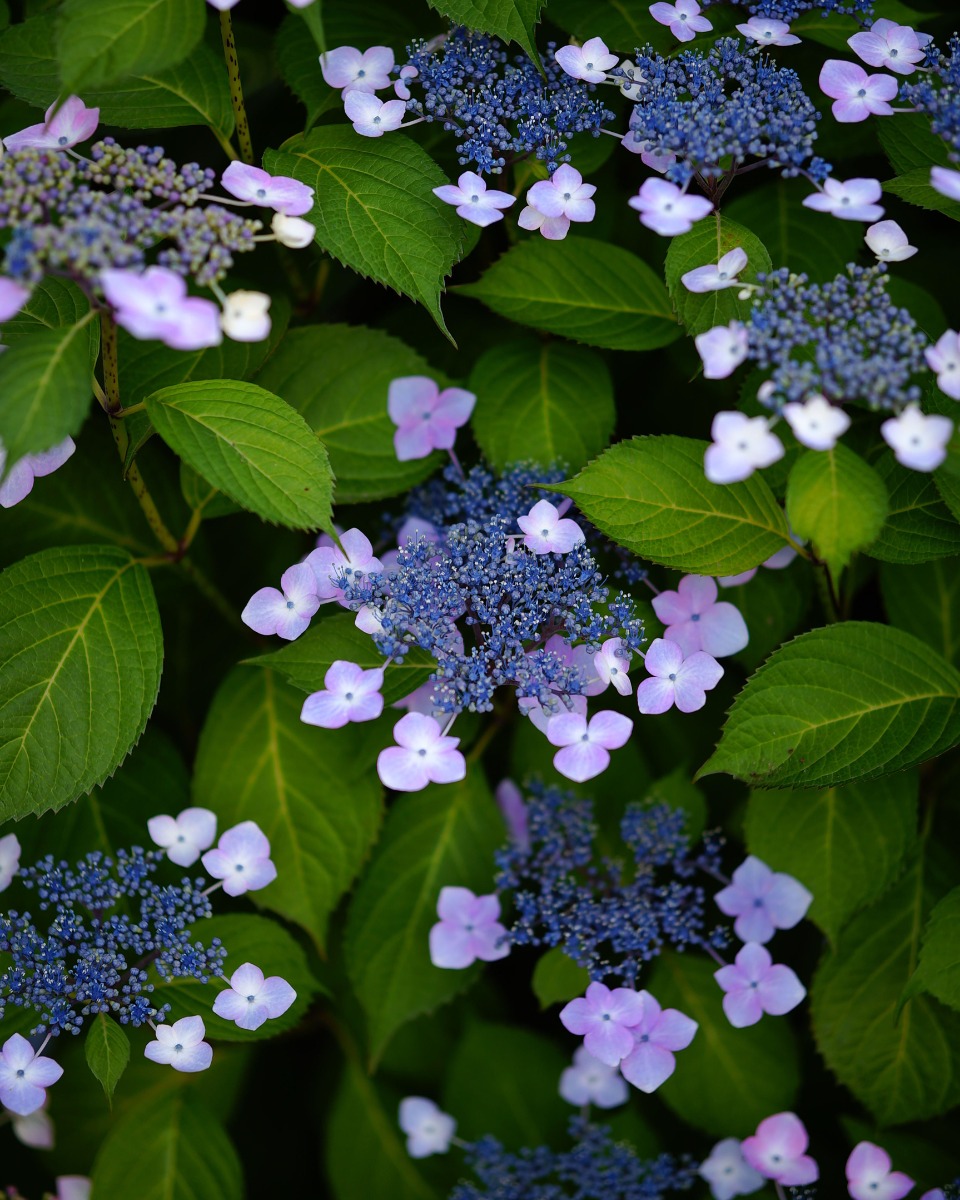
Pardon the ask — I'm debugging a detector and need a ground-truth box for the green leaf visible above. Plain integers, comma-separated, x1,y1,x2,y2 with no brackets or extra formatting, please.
244,611,436,707
547,0,662,48
192,668,383,952
57,0,205,94
254,324,441,503
648,952,800,1137
554,436,790,574
726,181,864,279
881,558,960,667
744,772,919,944
145,379,334,532
91,1089,245,1200
935,427,960,524
785,445,888,577
1,276,99,365
531,947,590,1009
179,463,239,520
263,130,464,336
910,887,960,1012
791,1,935,50
811,856,960,1125
84,1014,131,1104
0,316,94,464
699,622,960,789
878,113,952,175
344,773,504,1064
664,213,772,337
866,452,960,564
884,168,960,222
275,14,339,127
0,545,163,821
458,238,681,352
428,0,542,60
152,913,322,1039
469,338,615,472
443,1022,569,1147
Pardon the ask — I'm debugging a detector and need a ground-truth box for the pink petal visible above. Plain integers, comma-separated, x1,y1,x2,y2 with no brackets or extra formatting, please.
258,975,297,1017
643,638,684,678
677,574,717,611
426,746,466,785
432,387,476,428
554,741,610,782
241,587,288,636
697,602,749,657
722,987,764,1027
676,651,723,690
619,1042,676,1092
394,421,435,461
757,964,806,1015
583,1021,636,1065
636,676,676,715
545,712,587,748
586,710,633,750
378,746,431,791
649,1008,697,1050
429,921,477,968
651,589,692,625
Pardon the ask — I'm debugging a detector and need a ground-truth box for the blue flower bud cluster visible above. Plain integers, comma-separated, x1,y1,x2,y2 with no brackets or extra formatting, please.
0,848,226,1038
0,140,261,291
495,785,727,985
746,262,928,411
625,38,829,187
899,36,960,163
401,27,615,175
704,0,872,17
451,1118,698,1199
405,461,567,531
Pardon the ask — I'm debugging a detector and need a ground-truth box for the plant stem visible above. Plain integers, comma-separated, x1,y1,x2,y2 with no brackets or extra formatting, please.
110,418,181,556
210,124,239,163
220,9,254,165
100,312,122,415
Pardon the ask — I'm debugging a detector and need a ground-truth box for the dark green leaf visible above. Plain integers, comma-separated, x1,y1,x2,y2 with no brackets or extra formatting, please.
866,452,960,564
531,947,590,1009
428,0,542,59
1,276,99,364
547,0,662,49
179,463,240,520
699,622,960,788
878,113,952,176
275,14,339,127
936,427,960,524
459,238,681,352
884,168,960,222
0,545,163,820
555,436,791,574
910,886,960,1012
881,558,960,667
84,1014,131,1103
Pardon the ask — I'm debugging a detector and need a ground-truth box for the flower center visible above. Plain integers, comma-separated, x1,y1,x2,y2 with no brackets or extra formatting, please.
58,135,69,146
418,748,427,756
286,600,295,609
563,192,571,200
344,692,354,700
256,188,266,198
890,48,898,56
174,1044,183,1052
177,835,185,842
691,613,700,622
857,88,867,97
357,69,366,77
581,733,590,741
373,116,381,125
235,863,244,871
16,1069,25,1077
247,995,256,1002
470,194,480,203
841,196,851,205
668,673,677,681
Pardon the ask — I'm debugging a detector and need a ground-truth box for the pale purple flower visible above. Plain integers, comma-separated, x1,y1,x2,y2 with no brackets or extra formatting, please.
11,1104,54,1149
714,942,806,1027
554,37,618,83
143,1016,212,1073
0,437,76,510
921,1191,946,1200
387,376,476,461
925,330,960,400
0,277,30,321
0,1035,63,1116
559,982,645,1065
378,713,466,791
931,166,960,202
636,638,723,715
652,575,749,658
521,165,596,241
802,177,884,222
429,886,510,968
559,1046,629,1108
848,19,932,74
221,162,314,216
715,855,812,943
681,247,748,293
55,1179,91,1200
649,0,712,43
865,219,917,262
584,638,633,696
782,394,851,450
100,267,222,350
399,1097,456,1158
395,65,419,100
397,514,440,547
201,821,277,896
343,91,407,137
212,962,296,1031
220,290,271,341
519,691,588,734
495,779,529,850
618,991,698,1093
271,212,315,248
300,660,385,728
704,411,785,484
741,1113,818,1186
735,17,800,46
699,1138,766,1200
0,833,20,893
846,1142,914,1200
320,45,395,94
819,61,898,123
3,95,99,151
518,499,585,554
546,710,634,783
620,133,678,173
695,322,750,379
433,172,517,227
881,404,953,472
305,528,384,604
241,563,321,640
628,178,713,235
147,807,217,868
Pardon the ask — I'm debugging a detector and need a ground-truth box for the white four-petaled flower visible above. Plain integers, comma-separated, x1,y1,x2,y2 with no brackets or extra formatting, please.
212,963,297,1031
681,247,748,293
864,219,917,262
432,172,517,227
554,37,619,83
147,808,217,868
881,404,953,472
143,1016,212,1073
782,394,851,451
704,411,784,483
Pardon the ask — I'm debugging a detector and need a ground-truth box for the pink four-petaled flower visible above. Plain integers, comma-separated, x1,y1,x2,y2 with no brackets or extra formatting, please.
636,638,723,715
703,411,784,484
649,0,713,43
399,1097,457,1157
301,660,385,728
559,982,646,1065
714,854,813,943
519,164,597,241
881,404,953,472
305,528,384,605
343,92,407,137
433,172,517,227
429,886,510,968
147,807,217,868
695,322,750,379
212,963,297,1031
143,1016,212,1073
848,19,932,74
698,1137,766,1200
736,17,800,47
925,330,960,400
3,95,99,152
387,376,476,461
0,1034,63,1116
714,942,806,1028
628,179,713,236
377,712,466,791
741,1112,818,1186
320,45,395,94
100,267,222,351
554,37,619,83
201,821,277,896
802,177,885,222
559,1046,629,1108
819,61,898,123
652,574,749,658
681,247,748,293
221,162,314,216
546,710,634,782
618,991,698,1093
518,499,585,554
241,563,321,640
846,1141,915,1200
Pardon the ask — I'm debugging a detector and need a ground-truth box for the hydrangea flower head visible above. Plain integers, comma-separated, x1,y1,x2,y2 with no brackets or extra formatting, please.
554,37,618,83
0,1034,63,1116
546,710,634,782
848,19,931,74
399,1097,456,1158
212,963,296,1031
652,575,748,658
220,162,314,215
143,1015,212,1073
100,267,222,350
618,991,698,1092
802,177,884,222
517,499,585,554
3,95,99,152
782,395,851,450
741,1113,818,1186
343,92,407,137
715,855,812,942
559,982,646,1065
241,563,321,640
703,412,784,484
636,639,723,714
433,172,516,227
682,248,748,293
559,1046,629,1108
387,376,476,461
378,713,466,791
846,1141,915,1200
300,661,385,728
320,45,395,94
865,220,917,262
699,1137,766,1199
429,886,510,968
628,179,713,236
0,438,76,510
147,807,217,868
714,942,806,1027
736,18,800,47
649,0,712,43
201,821,277,896
881,405,953,472
819,61,898,122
